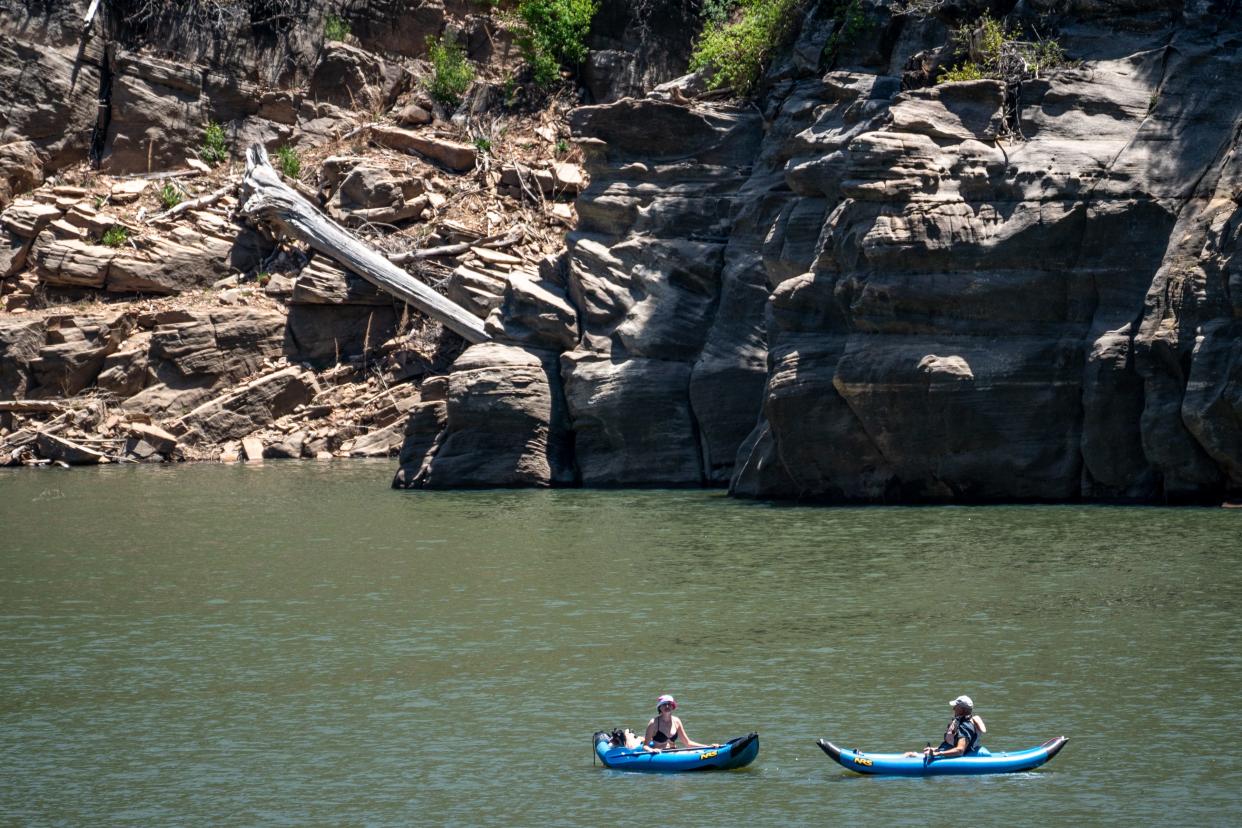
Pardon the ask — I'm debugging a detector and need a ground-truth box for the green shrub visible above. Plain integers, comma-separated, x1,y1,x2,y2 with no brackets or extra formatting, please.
324,14,350,42
274,145,301,178
1024,38,1067,75
473,136,492,154
515,0,599,87
425,35,475,106
555,138,569,156
201,121,228,166
158,183,182,209
689,0,806,97
101,225,130,248
937,14,1067,84
939,61,986,82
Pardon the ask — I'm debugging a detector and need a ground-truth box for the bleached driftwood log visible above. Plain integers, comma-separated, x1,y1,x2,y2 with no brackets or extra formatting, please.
239,144,490,344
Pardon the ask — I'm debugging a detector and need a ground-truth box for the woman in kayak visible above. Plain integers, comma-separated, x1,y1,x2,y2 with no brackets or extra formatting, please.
645,694,713,750
903,694,983,758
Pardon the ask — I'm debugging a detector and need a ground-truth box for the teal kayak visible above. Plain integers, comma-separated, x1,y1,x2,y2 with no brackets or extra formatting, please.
594,732,759,773
817,736,1068,776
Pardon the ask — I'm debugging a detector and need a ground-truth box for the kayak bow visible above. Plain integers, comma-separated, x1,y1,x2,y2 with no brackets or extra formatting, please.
594,732,759,773
817,736,1068,776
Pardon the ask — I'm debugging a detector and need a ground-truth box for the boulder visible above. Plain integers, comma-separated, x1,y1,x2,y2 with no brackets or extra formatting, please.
307,42,409,112
177,367,320,444
242,436,265,462
394,103,433,127
27,315,127,396
327,164,427,225
2,202,62,239
108,235,234,294
264,431,306,459
484,271,579,351
34,432,110,465
414,343,574,487
291,256,390,305
0,234,31,278
371,126,477,172
31,236,113,288
96,333,152,398
445,265,507,318
0,140,42,208
342,421,404,457
0,317,44,398
126,422,178,455
295,100,355,145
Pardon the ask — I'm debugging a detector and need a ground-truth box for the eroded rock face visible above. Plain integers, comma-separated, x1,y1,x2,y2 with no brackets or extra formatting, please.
402,1,1242,502
124,309,288,418
0,31,100,171
729,4,1242,502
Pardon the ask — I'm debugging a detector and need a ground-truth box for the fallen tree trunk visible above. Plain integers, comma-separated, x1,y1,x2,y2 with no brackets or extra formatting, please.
239,145,490,344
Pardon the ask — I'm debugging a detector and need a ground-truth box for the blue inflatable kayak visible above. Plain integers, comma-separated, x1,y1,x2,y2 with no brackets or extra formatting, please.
594,732,759,773
817,736,1068,776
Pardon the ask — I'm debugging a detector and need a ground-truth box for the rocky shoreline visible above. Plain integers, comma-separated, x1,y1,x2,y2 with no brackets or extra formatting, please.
3,0,1240,503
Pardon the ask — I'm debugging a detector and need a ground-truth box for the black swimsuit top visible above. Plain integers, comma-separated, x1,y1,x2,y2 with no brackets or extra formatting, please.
653,719,679,745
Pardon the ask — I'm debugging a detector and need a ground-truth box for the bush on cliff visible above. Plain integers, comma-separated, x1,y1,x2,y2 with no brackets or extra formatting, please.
690,0,807,97
938,14,1068,85
425,35,475,106
514,0,599,87
323,13,350,42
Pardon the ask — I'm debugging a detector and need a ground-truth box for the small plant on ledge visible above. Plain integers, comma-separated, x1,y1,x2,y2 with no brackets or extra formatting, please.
159,183,182,210
101,225,130,248
274,145,301,179
200,120,228,166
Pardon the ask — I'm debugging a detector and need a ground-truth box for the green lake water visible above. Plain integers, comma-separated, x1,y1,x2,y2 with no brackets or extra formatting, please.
2,461,1240,825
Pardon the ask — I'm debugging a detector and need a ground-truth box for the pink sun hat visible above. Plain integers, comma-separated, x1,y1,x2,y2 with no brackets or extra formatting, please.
656,694,677,710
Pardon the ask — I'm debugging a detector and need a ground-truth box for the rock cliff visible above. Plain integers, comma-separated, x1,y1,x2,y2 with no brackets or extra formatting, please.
403,0,1242,502
1,0,1237,500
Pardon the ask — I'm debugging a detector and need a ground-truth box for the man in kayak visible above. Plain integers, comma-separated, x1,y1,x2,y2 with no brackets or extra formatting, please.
903,695,983,758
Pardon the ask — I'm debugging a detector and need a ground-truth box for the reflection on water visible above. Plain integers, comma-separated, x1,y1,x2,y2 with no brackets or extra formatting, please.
1,462,1240,826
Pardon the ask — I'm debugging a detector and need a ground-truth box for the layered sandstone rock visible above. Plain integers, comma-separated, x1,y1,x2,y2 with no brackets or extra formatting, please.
401,0,1242,502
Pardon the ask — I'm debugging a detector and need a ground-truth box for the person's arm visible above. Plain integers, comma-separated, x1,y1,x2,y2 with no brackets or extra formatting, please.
929,735,969,759
972,715,986,734
673,717,711,749
644,718,657,747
